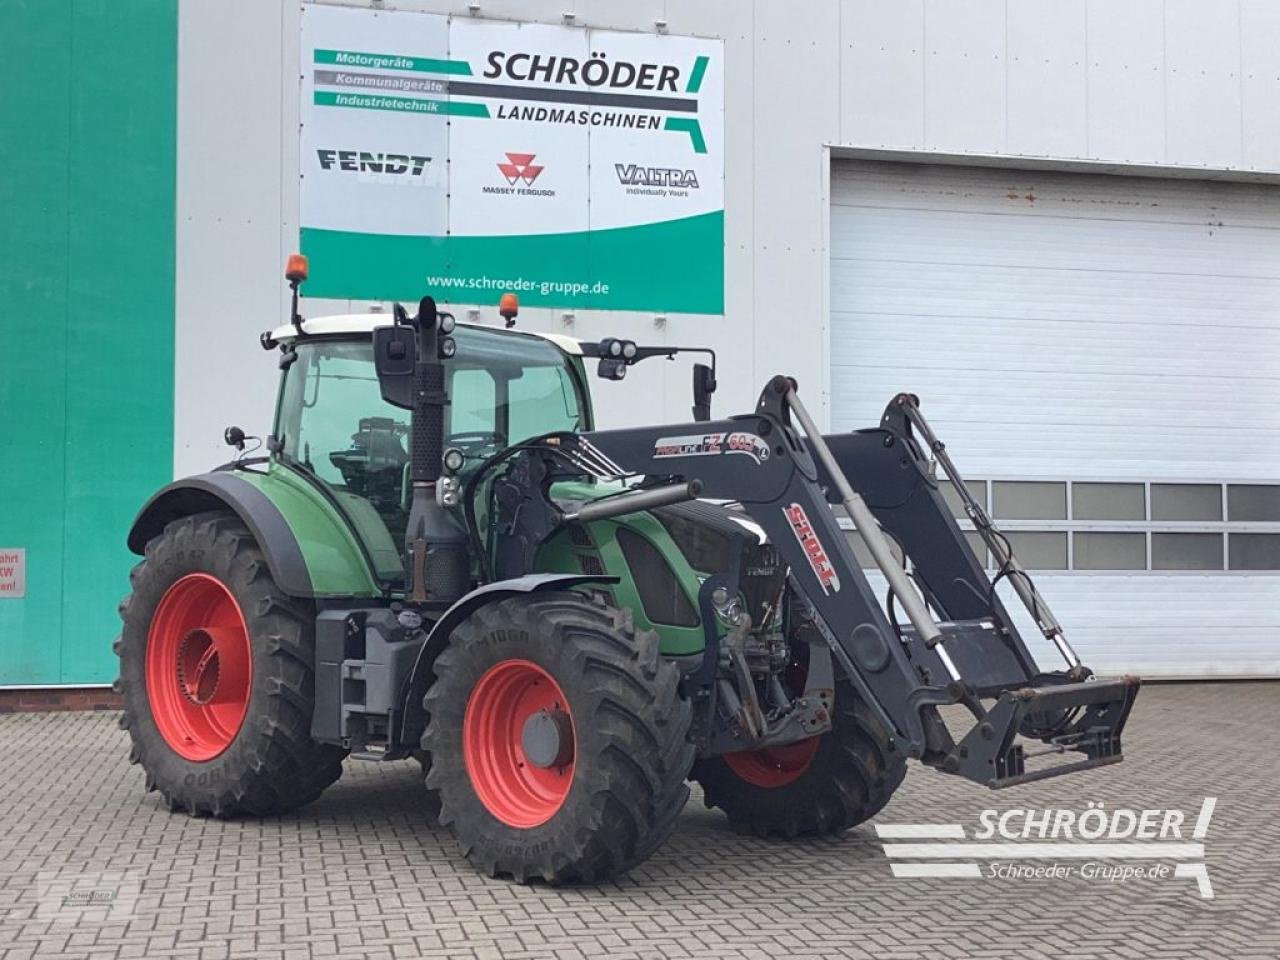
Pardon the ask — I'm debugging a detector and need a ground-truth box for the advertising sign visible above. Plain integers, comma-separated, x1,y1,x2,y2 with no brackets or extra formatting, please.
299,4,724,313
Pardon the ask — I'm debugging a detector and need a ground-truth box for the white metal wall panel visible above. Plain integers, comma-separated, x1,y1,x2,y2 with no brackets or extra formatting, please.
1083,0,1166,164
831,160,1280,676
1006,0,1086,158
1241,0,1280,169
1165,0,1244,167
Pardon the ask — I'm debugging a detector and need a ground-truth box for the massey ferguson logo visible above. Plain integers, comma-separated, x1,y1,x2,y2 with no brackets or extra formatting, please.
497,152,544,185
784,503,841,595
484,152,555,198
316,150,431,176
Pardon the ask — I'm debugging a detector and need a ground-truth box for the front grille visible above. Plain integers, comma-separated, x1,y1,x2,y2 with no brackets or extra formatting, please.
616,529,699,627
652,509,734,573
741,541,786,630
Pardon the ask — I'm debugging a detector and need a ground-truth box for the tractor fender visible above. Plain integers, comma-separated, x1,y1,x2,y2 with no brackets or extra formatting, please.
127,472,313,597
396,573,618,749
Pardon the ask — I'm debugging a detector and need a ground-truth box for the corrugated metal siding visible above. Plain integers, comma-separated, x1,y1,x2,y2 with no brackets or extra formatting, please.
832,160,1280,677
860,572,1280,679
830,160,1280,480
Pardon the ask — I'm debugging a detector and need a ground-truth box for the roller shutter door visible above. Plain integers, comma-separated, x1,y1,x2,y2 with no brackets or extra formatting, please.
829,159,1280,677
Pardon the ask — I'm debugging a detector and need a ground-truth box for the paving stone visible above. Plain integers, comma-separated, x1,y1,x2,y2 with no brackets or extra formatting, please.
0,684,1276,958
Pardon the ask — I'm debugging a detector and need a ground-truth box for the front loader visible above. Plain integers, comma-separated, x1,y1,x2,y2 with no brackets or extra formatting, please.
115,260,1138,882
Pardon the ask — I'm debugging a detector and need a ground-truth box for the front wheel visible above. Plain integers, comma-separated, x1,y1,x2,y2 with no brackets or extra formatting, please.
422,593,695,883
692,673,906,838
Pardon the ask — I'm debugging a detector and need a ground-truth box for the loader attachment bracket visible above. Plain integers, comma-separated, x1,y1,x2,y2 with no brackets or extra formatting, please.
950,675,1140,788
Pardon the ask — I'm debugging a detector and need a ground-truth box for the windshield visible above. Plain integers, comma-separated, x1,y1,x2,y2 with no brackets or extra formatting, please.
274,325,587,580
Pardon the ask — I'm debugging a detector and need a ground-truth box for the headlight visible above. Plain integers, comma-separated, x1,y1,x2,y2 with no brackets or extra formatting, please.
710,585,744,625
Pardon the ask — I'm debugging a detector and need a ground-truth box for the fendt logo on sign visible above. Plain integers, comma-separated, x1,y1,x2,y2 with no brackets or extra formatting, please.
615,163,700,198
783,503,841,595
484,152,555,198
316,149,431,178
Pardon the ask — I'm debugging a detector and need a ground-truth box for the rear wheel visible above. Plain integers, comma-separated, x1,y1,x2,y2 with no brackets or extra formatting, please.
692,673,905,837
422,593,694,883
116,511,346,817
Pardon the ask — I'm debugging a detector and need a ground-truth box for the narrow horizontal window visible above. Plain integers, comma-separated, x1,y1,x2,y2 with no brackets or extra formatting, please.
1227,484,1280,522
1072,483,1145,521
1151,483,1221,521
1152,532,1222,571
941,479,987,519
963,531,989,568
993,482,1066,521
1228,533,1280,571
1002,531,1067,569
843,528,904,570
1073,532,1146,570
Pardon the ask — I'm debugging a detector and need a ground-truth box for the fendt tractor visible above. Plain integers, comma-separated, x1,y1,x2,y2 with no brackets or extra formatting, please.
116,257,1139,883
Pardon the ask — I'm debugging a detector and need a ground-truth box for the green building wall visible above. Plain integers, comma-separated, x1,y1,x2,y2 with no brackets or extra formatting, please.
0,1,176,684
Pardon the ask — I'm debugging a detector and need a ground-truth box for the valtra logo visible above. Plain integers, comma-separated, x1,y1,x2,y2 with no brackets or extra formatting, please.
497,152,544,185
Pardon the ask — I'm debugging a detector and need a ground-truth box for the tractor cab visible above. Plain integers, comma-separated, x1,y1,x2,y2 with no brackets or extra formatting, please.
264,314,595,582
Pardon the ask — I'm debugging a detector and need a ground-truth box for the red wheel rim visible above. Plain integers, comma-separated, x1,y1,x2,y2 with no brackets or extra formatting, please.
723,736,820,788
463,659,575,828
145,573,253,761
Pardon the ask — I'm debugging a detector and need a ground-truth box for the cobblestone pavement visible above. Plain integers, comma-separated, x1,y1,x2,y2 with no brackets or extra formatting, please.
0,682,1277,960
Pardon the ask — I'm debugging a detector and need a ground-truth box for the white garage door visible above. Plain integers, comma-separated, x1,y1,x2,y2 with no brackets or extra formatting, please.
829,159,1280,677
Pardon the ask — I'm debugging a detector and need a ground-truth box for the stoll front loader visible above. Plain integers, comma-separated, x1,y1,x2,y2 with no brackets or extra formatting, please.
116,259,1139,883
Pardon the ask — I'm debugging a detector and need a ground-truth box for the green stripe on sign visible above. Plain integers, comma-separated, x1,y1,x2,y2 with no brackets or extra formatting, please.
300,211,725,314
686,55,709,93
313,91,489,117
315,48,472,75
664,117,707,154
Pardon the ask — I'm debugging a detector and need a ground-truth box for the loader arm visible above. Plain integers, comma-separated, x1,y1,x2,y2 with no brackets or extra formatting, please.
507,375,1138,789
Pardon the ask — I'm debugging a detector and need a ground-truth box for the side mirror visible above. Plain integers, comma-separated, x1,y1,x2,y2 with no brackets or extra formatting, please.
372,324,416,410
692,362,717,421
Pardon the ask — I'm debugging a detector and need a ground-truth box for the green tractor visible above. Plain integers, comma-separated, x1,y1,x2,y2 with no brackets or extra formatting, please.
116,259,1138,882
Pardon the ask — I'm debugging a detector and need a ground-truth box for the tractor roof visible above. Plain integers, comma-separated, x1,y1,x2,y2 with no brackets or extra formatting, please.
268,313,584,355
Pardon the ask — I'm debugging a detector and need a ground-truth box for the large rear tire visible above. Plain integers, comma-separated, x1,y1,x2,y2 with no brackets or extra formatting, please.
692,674,906,838
116,511,346,817
422,593,694,883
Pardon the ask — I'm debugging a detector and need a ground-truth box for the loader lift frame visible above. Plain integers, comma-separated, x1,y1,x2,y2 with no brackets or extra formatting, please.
493,375,1138,790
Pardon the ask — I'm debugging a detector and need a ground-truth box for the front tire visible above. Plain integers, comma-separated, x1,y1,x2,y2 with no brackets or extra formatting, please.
692,674,906,838
422,593,694,883
116,511,346,817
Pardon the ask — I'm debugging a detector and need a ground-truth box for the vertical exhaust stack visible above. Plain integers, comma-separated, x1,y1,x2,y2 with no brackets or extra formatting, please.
373,296,470,607
405,296,469,606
